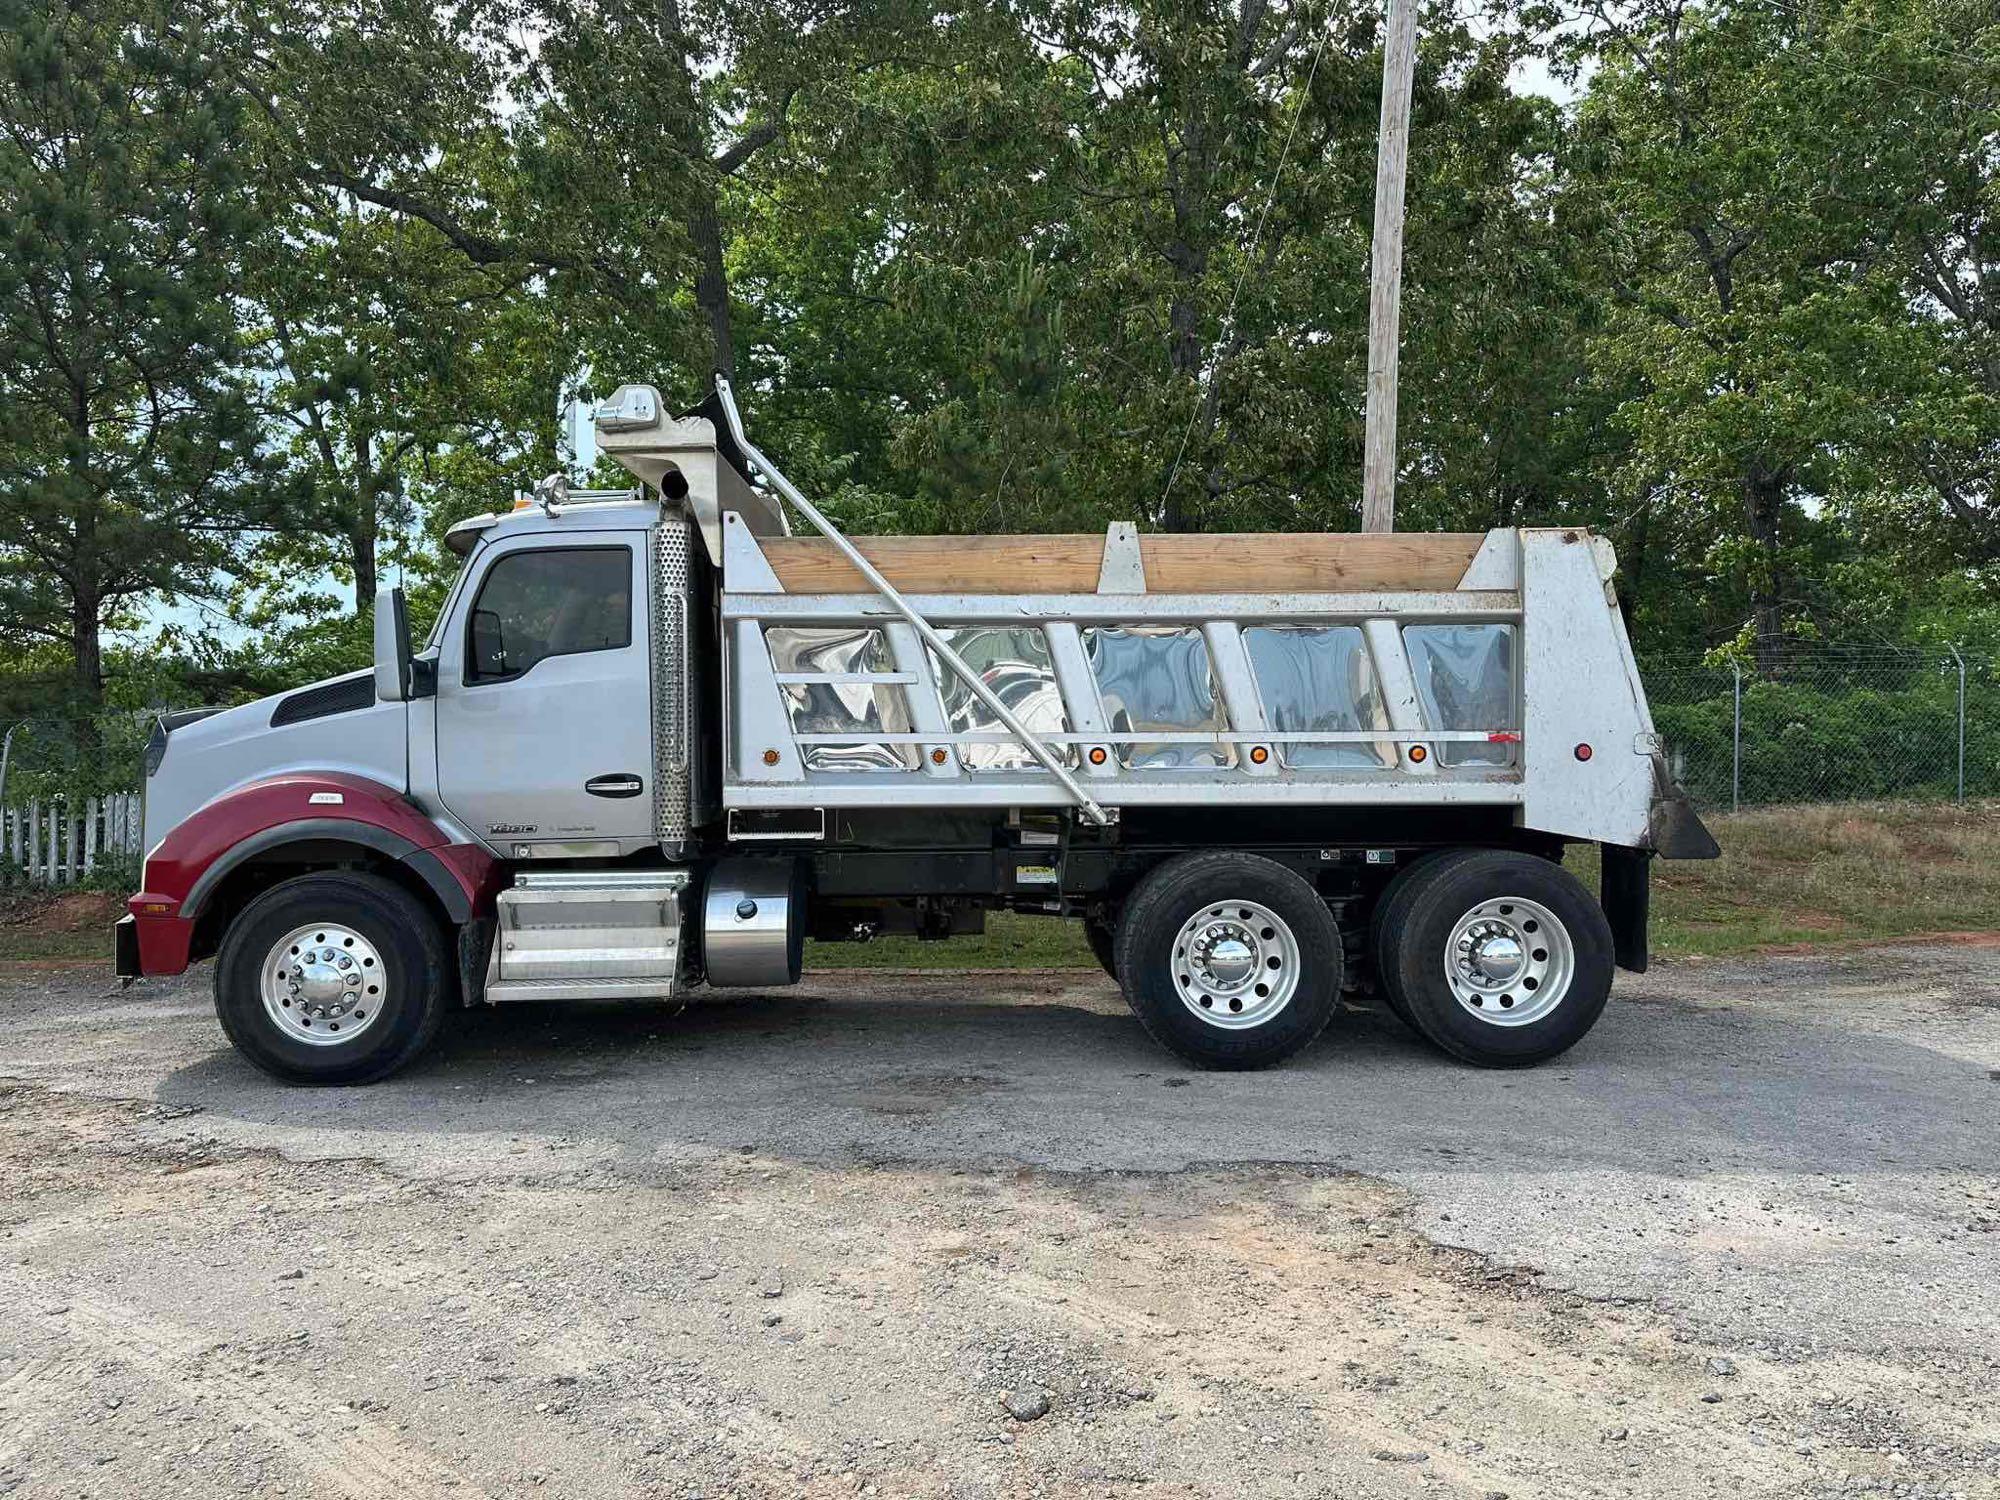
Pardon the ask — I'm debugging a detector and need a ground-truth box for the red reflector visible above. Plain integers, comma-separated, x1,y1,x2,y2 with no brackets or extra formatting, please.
1574,742,1593,761
1487,731,1522,744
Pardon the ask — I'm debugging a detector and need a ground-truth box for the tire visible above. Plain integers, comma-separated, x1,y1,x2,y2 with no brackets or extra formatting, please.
213,871,451,1086
1083,914,1119,981
1368,851,1459,1035
1374,849,1612,1067
1113,852,1342,1070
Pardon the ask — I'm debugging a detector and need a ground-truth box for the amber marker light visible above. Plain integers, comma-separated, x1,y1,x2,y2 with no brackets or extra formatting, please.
1087,746,1109,765
1249,745,1270,765
930,748,948,765
1407,744,1429,764
762,748,782,766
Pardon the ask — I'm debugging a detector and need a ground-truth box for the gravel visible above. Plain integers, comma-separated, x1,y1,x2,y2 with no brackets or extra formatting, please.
0,941,1995,1498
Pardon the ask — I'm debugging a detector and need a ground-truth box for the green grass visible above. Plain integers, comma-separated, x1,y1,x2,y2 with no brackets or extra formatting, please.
806,911,1098,970
6,802,1992,968
1610,800,2000,958
0,926,110,962
0,890,125,963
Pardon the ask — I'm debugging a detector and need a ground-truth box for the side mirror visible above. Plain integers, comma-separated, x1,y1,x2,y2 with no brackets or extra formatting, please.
374,587,413,702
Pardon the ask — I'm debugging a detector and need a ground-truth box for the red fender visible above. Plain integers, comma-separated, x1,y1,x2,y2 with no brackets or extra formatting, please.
123,772,500,977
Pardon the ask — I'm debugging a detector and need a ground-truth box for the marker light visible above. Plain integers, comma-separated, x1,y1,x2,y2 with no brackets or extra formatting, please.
762,748,782,766
1087,747,1109,766
1407,744,1429,764
1249,745,1270,765
1574,743,1594,761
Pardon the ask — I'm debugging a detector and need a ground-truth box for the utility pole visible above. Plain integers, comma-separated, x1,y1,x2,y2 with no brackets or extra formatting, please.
1361,0,1417,534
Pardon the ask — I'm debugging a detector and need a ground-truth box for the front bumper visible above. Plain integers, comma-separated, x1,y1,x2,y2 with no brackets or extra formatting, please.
116,899,196,979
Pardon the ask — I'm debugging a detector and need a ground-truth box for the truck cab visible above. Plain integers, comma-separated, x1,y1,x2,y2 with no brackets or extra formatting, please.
119,381,1714,1084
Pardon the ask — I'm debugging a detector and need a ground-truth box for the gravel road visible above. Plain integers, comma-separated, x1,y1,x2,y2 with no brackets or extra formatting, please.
1,945,1995,1499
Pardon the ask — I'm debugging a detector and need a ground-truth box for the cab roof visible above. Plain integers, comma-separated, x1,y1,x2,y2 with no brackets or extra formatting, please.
443,492,656,557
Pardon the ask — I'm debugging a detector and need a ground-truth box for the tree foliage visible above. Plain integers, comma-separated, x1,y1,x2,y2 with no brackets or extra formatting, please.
0,0,1992,713
0,0,272,708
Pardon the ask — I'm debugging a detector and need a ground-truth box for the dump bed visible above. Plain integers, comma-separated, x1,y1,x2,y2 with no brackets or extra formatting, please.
599,386,1694,856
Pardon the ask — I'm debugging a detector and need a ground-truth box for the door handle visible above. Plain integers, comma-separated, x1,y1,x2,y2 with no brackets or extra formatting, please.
585,773,645,799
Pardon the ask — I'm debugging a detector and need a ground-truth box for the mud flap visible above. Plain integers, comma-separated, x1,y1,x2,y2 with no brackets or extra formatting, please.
1648,753,1721,860
114,914,141,983
1600,844,1651,974
457,918,494,1007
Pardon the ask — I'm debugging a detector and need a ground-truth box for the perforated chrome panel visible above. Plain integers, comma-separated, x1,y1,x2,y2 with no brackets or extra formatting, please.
652,514,694,847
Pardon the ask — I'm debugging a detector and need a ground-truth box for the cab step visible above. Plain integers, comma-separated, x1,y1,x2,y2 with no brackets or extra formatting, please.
482,869,688,1004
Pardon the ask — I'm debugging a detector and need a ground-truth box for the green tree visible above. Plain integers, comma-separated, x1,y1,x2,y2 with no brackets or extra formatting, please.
0,0,269,712
1563,0,1993,666
1829,0,1999,577
727,0,1578,544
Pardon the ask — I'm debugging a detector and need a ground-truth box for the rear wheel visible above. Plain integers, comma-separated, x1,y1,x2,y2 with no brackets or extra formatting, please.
1374,849,1612,1067
214,871,450,1085
1367,860,1433,1036
1114,852,1342,1070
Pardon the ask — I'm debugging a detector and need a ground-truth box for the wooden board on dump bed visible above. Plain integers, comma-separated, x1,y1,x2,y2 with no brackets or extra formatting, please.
758,532,1487,594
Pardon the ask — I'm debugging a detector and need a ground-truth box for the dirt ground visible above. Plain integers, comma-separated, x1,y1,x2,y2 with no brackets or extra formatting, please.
0,947,1996,1500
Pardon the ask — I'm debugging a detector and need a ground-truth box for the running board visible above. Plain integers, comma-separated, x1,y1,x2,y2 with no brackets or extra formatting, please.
482,869,687,1004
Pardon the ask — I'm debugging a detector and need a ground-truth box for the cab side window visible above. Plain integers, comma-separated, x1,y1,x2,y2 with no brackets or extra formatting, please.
467,547,632,684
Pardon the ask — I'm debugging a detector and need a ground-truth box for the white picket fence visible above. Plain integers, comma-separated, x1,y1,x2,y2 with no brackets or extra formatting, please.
2,792,143,885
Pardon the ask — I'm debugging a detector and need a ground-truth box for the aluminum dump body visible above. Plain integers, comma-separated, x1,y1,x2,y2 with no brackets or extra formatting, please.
599,388,1695,856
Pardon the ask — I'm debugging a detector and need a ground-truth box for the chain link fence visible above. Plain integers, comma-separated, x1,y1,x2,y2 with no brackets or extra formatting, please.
1643,646,1995,811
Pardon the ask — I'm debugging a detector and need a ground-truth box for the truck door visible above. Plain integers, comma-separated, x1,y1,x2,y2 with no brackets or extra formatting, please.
433,533,656,854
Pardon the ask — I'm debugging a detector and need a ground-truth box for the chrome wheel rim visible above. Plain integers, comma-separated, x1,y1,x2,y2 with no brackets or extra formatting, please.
1171,900,1300,1030
1443,896,1572,1027
259,922,387,1047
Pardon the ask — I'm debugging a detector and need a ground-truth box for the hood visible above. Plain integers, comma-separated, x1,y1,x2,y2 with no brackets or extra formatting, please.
142,672,409,854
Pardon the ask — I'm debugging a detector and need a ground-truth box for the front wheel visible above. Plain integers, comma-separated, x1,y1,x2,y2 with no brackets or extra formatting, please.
1114,852,1342,1070
213,871,450,1085
1374,849,1613,1067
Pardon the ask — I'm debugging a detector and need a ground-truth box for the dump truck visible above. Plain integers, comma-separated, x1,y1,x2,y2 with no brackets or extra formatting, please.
117,379,1717,1084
